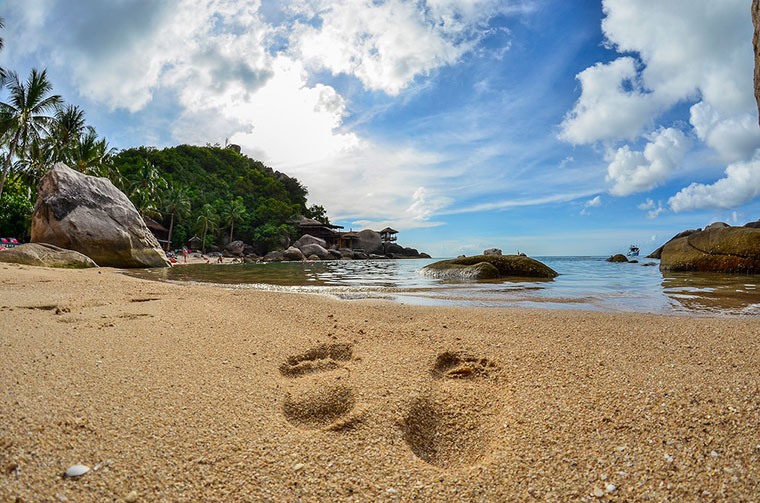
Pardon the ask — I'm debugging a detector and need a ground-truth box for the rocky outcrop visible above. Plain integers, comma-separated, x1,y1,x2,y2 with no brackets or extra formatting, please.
225,240,245,256
744,219,760,228
754,0,760,125
300,243,330,260
31,164,169,268
354,230,383,255
293,234,327,250
282,246,306,261
648,228,701,259
422,254,557,280
483,248,502,256
659,225,760,273
606,254,629,263
0,243,98,268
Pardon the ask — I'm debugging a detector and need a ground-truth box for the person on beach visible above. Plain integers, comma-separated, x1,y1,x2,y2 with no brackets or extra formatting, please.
182,247,188,264
217,255,223,263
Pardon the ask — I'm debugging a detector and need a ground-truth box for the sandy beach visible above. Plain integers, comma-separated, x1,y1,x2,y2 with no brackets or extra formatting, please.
1,263,759,502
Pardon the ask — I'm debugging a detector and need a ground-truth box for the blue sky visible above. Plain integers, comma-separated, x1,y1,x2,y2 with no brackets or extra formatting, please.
2,0,759,256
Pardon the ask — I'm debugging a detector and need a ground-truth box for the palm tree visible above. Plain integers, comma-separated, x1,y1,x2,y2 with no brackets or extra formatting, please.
128,160,166,215
14,136,53,195
196,203,218,253
221,198,246,243
0,69,63,198
50,105,87,162
0,17,6,84
68,129,116,177
162,185,191,251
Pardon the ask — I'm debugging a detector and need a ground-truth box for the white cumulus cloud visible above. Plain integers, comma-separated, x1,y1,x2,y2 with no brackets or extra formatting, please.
606,128,691,196
668,157,760,212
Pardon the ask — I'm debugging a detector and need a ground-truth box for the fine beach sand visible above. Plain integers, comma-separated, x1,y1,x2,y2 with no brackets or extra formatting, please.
1,263,759,502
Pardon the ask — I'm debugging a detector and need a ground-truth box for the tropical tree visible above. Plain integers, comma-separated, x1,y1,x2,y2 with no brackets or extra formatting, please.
49,104,87,162
221,197,246,243
68,129,116,177
0,68,63,198
196,203,218,253
128,160,166,216
162,185,191,251
14,136,52,195
0,17,5,84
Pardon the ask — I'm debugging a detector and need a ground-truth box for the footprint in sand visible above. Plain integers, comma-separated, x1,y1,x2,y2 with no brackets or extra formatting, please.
401,351,503,469
279,343,360,430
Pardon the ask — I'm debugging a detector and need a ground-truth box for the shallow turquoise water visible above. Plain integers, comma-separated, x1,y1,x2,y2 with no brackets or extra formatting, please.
127,256,760,316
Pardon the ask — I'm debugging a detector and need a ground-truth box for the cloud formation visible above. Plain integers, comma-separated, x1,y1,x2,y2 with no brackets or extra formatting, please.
668,158,760,211
561,0,760,210
606,128,691,196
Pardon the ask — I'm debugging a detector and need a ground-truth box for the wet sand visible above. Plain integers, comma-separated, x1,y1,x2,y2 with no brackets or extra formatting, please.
1,263,759,502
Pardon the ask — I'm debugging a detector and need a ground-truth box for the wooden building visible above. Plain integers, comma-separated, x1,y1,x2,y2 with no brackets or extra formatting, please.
380,227,398,243
143,216,170,248
290,216,344,247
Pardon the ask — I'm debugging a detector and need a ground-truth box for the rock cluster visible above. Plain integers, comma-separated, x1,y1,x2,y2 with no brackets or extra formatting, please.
252,230,430,262
606,254,629,263
31,164,169,268
421,254,557,280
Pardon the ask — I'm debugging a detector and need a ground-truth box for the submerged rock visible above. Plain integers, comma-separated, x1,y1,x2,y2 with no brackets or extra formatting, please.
31,164,169,268
606,254,629,263
422,254,557,280
0,243,97,268
659,225,760,273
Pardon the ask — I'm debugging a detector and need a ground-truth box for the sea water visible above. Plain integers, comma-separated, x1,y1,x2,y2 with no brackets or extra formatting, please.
128,257,760,316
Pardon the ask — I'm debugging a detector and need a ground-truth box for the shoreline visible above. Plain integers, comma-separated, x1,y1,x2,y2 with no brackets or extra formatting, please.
2,263,760,501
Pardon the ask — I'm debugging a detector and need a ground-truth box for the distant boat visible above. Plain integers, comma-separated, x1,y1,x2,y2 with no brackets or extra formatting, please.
627,244,640,257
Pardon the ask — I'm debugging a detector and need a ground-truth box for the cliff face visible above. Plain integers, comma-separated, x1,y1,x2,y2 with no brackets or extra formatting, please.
754,0,760,124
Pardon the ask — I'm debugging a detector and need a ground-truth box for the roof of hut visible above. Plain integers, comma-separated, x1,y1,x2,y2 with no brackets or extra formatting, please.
380,227,399,234
143,215,168,232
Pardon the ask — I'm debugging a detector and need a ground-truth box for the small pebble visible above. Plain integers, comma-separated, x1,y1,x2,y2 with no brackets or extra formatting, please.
293,463,304,471
125,490,138,502
600,474,608,481
710,450,719,457
63,464,90,478
593,487,604,497
386,488,397,494
606,484,616,492
664,454,673,463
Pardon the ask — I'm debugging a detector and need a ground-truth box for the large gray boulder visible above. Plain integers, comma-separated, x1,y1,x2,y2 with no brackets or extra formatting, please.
327,249,343,260
355,230,383,254
293,234,327,250
225,240,245,256
31,164,169,268
483,248,502,256
0,243,98,268
282,246,306,261
300,243,330,259
422,254,557,280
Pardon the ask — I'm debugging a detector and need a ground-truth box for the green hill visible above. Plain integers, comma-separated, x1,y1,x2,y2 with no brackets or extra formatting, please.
112,145,328,253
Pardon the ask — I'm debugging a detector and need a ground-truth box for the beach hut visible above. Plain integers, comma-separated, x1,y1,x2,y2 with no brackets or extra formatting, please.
337,231,359,249
143,216,170,248
188,236,202,250
380,227,398,243
290,215,345,247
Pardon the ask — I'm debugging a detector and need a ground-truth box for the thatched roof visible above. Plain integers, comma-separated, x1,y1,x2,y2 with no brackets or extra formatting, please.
143,215,168,232
380,227,398,234
289,215,344,229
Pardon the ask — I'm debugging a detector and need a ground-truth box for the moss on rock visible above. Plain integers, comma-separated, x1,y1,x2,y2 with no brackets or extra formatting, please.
422,254,557,280
660,226,760,273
